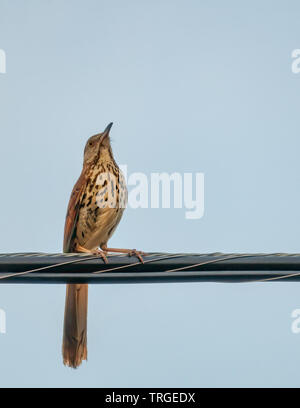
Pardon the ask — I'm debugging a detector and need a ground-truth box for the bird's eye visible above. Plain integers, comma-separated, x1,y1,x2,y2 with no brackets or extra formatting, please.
89,142,93,146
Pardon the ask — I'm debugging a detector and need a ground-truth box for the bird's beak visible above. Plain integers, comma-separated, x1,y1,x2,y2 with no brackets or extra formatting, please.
103,122,113,137
99,122,113,145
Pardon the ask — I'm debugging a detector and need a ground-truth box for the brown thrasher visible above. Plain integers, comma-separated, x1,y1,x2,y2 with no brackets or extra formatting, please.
62,123,143,368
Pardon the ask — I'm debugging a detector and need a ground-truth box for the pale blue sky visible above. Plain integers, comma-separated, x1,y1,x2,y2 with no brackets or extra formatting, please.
1,0,300,387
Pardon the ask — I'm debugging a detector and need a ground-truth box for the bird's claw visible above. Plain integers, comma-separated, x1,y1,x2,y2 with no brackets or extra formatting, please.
128,249,145,263
92,249,108,264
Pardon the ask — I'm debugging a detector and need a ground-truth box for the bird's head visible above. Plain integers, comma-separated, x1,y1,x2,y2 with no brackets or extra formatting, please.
83,122,114,166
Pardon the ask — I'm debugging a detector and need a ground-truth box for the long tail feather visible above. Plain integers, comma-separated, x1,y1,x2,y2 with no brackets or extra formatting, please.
62,283,88,368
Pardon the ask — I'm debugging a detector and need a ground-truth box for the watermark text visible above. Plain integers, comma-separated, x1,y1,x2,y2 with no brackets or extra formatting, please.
0,309,6,334
0,49,6,74
291,49,300,74
95,166,205,220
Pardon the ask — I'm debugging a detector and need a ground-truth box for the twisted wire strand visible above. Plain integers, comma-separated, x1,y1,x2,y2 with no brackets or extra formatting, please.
0,252,180,281
0,254,105,281
249,272,300,283
163,254,256,273
92,253,187,274
161,254,300,283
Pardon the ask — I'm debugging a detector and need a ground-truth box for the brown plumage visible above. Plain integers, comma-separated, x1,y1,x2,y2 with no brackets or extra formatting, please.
62,123,127,368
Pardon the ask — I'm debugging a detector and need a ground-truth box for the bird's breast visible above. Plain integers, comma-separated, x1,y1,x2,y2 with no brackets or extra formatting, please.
75,163,127,250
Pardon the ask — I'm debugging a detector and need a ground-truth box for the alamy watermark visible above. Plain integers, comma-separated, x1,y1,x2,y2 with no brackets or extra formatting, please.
96,165,204,220
0,49,6,74
291,309,300,333
0,309,6,334
291,49,300,74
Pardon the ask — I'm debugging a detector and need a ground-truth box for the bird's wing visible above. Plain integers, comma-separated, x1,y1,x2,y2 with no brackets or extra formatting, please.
63,169,87,253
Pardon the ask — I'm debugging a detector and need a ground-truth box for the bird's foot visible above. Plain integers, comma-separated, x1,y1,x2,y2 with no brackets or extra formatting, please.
127,249,145,263
92,249,108,264
101,246,145,263
75,244,108,263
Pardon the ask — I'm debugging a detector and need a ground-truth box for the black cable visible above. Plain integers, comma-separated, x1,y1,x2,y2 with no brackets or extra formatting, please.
0,252,300,283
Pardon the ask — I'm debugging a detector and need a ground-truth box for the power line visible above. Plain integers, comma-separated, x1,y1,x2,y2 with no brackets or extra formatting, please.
0,252,300,283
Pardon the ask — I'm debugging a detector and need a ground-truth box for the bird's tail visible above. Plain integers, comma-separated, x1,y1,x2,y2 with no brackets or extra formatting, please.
62,283,88,368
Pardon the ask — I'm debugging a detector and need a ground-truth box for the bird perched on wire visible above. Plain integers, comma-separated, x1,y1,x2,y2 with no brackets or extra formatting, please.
62,123,143,368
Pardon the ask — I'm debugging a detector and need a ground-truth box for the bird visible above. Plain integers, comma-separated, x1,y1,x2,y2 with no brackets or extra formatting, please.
62,123,143,368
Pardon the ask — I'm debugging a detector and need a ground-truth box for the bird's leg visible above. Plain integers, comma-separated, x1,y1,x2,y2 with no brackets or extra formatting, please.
101,245,145,263
75,243,108,264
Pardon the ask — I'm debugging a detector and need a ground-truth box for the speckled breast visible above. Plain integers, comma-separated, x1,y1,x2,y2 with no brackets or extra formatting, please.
75,161,127,250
